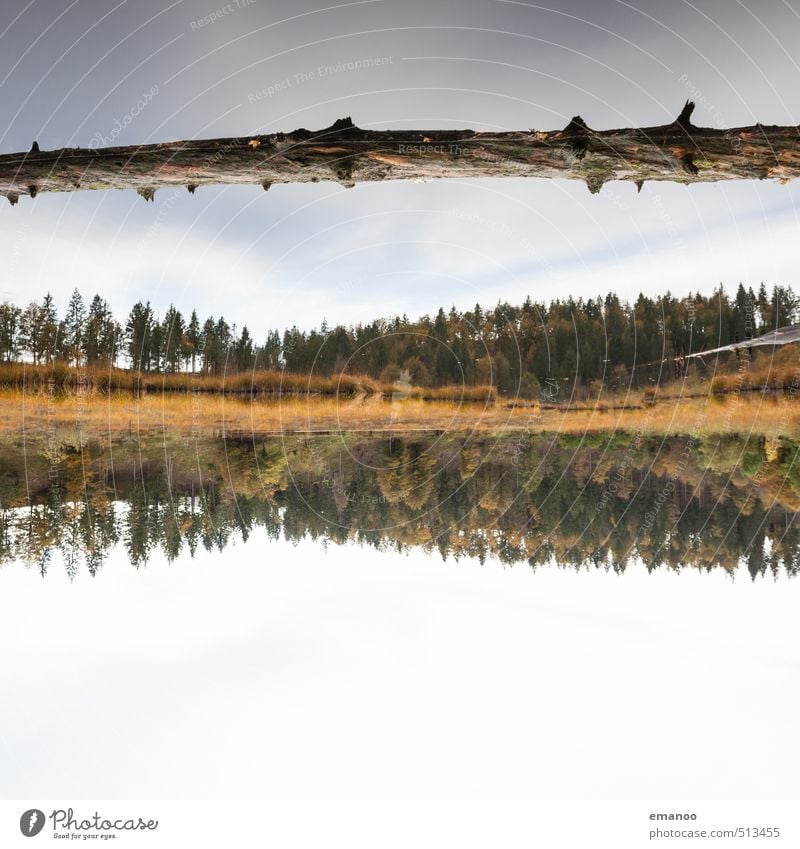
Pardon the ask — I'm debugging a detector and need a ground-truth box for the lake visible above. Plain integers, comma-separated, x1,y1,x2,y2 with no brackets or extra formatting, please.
1,431,799,800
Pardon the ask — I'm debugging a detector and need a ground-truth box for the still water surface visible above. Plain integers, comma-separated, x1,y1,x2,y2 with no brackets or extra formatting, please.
1,432,798,799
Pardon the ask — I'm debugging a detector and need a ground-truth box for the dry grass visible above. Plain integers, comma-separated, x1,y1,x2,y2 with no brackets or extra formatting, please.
0,362,502,404
658,345,800,400
385,384,497,402
0,361,387,397
4,384,798,442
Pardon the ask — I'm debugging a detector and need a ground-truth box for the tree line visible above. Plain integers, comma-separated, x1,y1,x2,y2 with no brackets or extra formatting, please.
0,282,795,393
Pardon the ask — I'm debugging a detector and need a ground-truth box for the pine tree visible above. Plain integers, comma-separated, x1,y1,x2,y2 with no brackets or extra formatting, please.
41,293,59,363
201,317,216,375
0,303,21,362
235,325,254,372
64,289,86,366
262,330,281,370
84,295,107,365
125,302,153,372
149,320,164,373
20,301,48,364
162,305,184,373
187,310,200,373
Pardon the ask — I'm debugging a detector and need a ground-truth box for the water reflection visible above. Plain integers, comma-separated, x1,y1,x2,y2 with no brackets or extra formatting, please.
3,431,799,578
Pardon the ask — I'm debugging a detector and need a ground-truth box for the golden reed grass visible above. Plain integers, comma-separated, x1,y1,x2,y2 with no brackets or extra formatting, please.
3,385,797,441
0,361,497,403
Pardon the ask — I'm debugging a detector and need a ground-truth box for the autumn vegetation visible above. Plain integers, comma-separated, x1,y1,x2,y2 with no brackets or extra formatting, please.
0,282,796,438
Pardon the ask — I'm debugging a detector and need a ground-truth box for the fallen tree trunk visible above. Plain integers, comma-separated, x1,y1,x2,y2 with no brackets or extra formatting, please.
2,102,799,204
683,324,800,359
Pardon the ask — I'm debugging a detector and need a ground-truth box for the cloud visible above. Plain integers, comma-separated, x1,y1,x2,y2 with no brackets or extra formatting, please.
1,176,798,338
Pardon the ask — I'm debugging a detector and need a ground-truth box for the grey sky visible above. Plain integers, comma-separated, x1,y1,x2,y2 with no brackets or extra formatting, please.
1,0,799,336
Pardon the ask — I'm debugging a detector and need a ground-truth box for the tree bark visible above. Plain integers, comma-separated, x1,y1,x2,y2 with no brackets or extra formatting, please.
2,102,799,204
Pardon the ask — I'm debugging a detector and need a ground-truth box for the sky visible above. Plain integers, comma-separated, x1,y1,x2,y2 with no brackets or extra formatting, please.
1,529,799,804
1,0,800,337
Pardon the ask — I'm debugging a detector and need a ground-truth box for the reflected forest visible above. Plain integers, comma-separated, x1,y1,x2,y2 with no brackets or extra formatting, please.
3,429,799,580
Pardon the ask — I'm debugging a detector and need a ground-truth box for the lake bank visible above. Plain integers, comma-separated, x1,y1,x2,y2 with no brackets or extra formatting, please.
1,387,797,442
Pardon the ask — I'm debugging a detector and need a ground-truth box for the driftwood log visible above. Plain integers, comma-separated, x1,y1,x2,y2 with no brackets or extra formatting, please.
1,102,799,205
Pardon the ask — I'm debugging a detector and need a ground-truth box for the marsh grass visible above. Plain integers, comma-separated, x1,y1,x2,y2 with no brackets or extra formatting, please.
0,362,498,402
3,383,797,443
0,362,390,396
